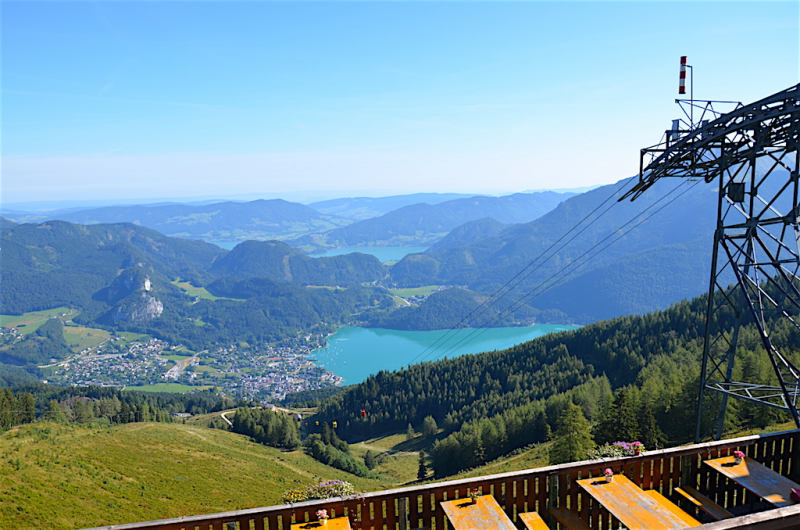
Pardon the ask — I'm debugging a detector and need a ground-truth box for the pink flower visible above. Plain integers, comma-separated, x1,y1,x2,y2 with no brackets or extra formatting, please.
733,451,745,459
603,468,613,476
316,509,329,520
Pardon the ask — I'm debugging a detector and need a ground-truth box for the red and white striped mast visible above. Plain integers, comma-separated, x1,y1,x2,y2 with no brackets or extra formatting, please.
679,56,693,126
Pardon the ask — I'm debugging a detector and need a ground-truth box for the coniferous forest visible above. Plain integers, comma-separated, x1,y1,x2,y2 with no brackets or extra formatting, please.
312,286,800,476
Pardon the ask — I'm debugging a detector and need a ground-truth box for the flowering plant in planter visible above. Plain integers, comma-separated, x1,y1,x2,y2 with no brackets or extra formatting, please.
631,441,644,455
733,451,745,464
603,468,614,482
316,509,329,524
468,488,481,504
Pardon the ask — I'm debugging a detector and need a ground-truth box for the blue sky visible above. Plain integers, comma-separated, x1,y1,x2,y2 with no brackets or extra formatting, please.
3,1,798,206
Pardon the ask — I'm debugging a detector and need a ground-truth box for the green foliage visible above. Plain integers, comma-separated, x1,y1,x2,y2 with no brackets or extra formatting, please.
210,240,386,286
417,450,428,481
422,415,438,438
0,318,71,367
304,434,375,478
367,288,535,330
282,386,349,408
0,388,35,430
364,450,376,470
593,390,640,446
230,407,301,450
549,403,594,465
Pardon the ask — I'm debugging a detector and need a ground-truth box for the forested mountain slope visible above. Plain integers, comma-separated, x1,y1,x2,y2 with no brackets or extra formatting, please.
0,221,394,373
292,192,573,252
314,286,799,474
389,178,721,323
210,240,387,285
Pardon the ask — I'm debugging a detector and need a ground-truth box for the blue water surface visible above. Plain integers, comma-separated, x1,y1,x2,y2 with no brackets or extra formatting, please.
314,325,578,384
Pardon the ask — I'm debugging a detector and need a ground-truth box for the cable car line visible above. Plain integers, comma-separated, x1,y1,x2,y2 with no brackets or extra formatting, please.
405,178,637,366
424,178,699,363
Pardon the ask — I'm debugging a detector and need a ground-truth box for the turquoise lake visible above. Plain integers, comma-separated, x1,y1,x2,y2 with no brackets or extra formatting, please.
313,325,578,384
211,242,426,262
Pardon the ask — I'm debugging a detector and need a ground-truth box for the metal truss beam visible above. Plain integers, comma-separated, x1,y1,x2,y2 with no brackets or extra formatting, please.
623,84,800,442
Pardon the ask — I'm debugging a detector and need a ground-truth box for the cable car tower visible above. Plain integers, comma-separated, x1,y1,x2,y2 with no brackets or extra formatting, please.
621,58,800,441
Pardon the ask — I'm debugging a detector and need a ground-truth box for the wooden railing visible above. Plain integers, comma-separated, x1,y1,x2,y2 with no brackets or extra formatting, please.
84,429,800,530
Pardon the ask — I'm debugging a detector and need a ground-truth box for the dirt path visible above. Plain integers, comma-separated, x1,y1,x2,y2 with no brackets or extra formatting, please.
220,410,234,426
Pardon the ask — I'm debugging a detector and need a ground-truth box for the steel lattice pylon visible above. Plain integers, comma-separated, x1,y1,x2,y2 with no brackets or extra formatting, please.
621,84,800,442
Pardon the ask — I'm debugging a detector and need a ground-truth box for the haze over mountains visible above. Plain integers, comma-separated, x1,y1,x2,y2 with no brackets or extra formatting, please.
1,191,575,251
292,192,576,252
1,175,730,343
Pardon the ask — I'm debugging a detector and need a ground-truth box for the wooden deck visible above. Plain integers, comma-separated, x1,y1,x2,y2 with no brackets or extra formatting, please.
80,429,800,530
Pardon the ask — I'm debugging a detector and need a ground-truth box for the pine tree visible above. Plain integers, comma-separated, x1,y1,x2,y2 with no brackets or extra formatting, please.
406,423,415,440
638,401,667,450
364,450,376,470
549,403,594,465
417,450,428,481
594,390,640,446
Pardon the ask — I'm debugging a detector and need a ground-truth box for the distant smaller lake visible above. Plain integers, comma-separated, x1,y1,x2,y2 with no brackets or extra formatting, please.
211,241,240,250
309,246,428,262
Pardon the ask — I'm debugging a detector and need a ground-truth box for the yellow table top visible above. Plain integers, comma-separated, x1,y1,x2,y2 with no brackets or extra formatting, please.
290,516,352,530
576,474,700,530
440,495,516,530
704,455,800,508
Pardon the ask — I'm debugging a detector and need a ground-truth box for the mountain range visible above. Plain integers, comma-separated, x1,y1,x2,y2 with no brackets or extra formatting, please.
291,191,576,252
388,177,725,323
0,200,352,244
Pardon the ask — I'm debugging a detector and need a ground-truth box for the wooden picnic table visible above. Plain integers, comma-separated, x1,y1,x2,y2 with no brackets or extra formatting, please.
440,495,516,530
704,455,800,508
576,474,700,530
290,516,352,530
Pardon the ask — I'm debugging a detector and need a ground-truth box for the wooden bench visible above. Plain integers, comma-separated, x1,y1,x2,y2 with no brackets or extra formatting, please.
674,486,734,520
643,489,700,527
549,507,592,530
518,511,548,530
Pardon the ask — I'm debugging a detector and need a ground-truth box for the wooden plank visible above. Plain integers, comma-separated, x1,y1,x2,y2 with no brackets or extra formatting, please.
549,507,592,530
290,517,352,530
644,489,700,528
518,511,549,530
576,474,699,530
439,495,516,530
433,490,444,530
674,486,734,520
704,455,800,508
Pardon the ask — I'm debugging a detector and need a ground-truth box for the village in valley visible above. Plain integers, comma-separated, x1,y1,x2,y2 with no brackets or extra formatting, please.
19,321,343,400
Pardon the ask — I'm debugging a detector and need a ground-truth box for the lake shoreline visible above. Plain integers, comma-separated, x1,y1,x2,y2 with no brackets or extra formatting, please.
311,323,580,385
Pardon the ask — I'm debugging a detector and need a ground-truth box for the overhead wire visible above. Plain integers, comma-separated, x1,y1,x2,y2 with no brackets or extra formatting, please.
405,178,638,366
426,178,700,362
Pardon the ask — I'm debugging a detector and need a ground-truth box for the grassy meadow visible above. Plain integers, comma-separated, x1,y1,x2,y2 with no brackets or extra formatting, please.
62,326,112,352
0,422,389,530
388,286,439,298
0,307,73,335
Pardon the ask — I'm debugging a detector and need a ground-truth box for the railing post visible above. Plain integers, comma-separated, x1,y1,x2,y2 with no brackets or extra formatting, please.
398,497,409,530
680,454,696,488
792,431,800,483
547,474,558,529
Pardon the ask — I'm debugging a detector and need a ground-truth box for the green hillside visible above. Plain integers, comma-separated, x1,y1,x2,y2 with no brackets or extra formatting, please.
0,422,389,530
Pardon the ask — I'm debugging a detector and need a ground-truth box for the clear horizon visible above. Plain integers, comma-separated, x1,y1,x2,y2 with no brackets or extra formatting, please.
3,1,798,204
